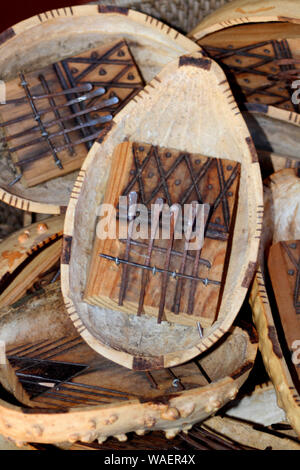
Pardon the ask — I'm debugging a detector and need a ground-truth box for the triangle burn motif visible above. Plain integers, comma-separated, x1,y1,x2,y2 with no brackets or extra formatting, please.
201,39,299,112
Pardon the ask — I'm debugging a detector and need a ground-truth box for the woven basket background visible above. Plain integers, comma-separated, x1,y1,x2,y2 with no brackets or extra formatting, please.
93,0,232,33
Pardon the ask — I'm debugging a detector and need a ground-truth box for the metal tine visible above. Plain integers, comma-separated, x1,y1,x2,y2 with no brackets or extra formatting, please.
118,191,138,306
172,201,198,315
45,115,110,140
15,129,107,168
54,62,92,151
157,203,181,324
187,203,210,322
50,268,61,284
0,86,107,128
4,83,93,106
137,197,164,316
61,87,106,107
45,96,118,124
1,97,118,144
8,116,110,154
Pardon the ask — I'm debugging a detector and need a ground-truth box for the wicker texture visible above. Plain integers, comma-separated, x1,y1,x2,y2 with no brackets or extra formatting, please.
93,0,233,32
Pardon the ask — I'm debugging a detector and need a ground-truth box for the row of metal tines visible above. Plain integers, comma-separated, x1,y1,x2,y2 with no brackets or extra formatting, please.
0,70,119,179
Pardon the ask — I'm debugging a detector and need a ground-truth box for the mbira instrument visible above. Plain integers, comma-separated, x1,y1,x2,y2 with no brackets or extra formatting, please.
0,41,144,188
88,0,232,34
0,281,257,445
242,104,300,177
0,5,198,214
250,168,300,437
189,0,300,112
201,413,300,451
61,51,263,370
0,215,63,308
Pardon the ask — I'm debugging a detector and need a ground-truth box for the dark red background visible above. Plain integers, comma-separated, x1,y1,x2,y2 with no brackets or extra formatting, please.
0,1,90,33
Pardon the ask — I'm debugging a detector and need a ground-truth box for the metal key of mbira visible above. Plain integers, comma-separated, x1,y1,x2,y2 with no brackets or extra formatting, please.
0,40,144,188
190,2,300,114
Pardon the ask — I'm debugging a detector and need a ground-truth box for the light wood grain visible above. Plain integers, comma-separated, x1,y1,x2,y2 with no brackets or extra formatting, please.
0,215,63,281
0,238,62,309
249,165,300,437
250,269,300,438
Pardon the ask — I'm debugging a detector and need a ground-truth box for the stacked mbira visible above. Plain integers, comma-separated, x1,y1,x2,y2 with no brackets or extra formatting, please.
0,5,198,214
0,0,298,448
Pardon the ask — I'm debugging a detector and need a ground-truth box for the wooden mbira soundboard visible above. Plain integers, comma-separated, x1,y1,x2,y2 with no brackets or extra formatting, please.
0,216,64,308
0,281,257,444
0,40,143,187
268,240,300,382
189,0,300,113
85,142,240,328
